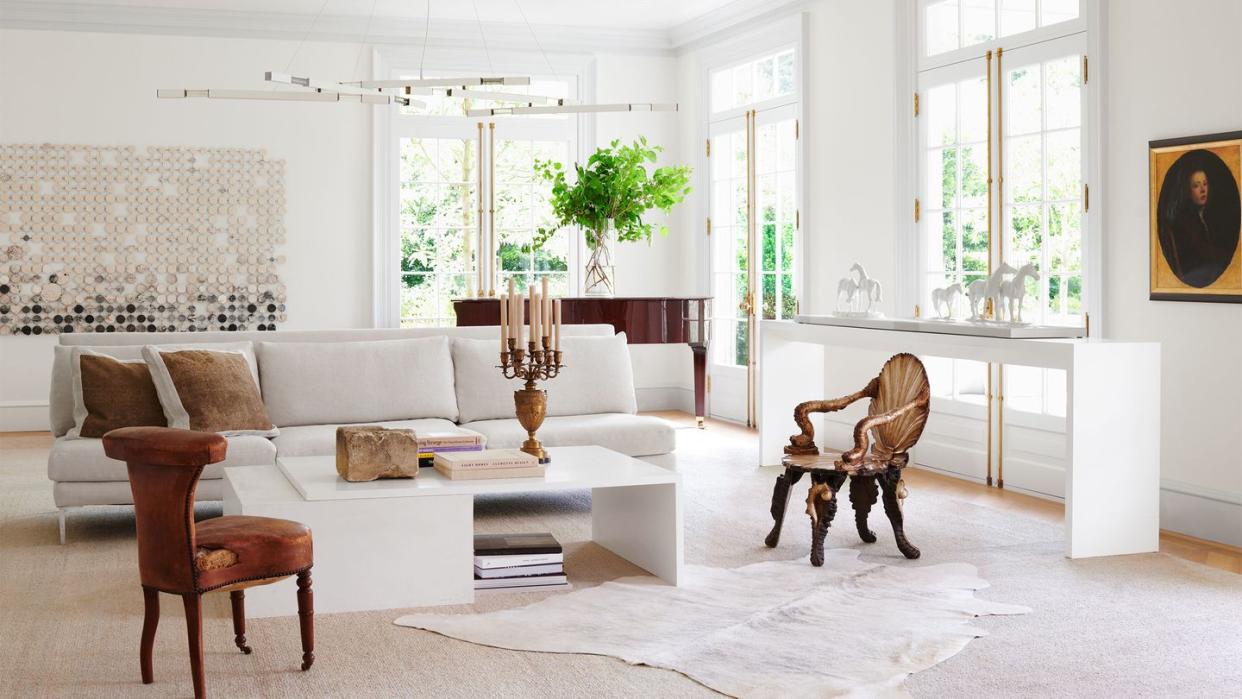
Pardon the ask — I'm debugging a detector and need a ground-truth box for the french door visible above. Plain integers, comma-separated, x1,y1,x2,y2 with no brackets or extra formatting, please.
395,120,574,326
916,29,1087,494
708,102,799,425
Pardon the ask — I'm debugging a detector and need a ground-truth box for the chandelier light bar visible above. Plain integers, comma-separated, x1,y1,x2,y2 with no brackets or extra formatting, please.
466,103,680,117
156,88,403,105
350,76,532,89
443,88,559,104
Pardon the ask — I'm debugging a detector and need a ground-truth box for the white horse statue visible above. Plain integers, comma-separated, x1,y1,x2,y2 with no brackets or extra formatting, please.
850,263,883,313
931,282,963,319
999,263,1040,323
836,277,859,312
966,262,1015,320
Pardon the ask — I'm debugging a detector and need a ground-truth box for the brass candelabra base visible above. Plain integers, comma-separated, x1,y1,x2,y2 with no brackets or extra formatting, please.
513,383,550,464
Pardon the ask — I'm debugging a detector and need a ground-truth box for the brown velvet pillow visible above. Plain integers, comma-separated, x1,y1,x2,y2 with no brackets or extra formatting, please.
76,354,168,438
144,348,276,435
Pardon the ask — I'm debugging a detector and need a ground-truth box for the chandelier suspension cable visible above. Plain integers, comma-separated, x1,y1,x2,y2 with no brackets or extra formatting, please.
418,0,431,79
513,0,558,81
284,0,331,74
350,0,379,81
473,0,494,75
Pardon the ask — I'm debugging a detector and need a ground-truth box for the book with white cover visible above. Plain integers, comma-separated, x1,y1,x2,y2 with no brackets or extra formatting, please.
474,552,564,569
474,574,569,590
433,463,546,480
473,563,564,579
434,449,538,470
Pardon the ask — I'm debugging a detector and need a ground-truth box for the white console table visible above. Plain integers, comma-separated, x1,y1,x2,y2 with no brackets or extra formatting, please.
758,319,1161,559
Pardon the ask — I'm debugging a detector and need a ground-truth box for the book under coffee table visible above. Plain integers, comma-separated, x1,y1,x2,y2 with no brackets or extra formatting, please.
222,445,683,618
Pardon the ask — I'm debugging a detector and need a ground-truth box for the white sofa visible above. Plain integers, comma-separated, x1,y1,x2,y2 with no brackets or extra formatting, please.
48,325,676,542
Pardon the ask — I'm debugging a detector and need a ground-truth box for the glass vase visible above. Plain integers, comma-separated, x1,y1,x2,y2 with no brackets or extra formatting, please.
583,220,616,297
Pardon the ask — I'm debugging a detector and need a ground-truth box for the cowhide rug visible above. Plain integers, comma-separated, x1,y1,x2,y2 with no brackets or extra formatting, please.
395,550,1029,697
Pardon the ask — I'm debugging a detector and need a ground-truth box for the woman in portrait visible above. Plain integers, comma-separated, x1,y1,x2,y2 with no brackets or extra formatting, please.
1157,150,1240,288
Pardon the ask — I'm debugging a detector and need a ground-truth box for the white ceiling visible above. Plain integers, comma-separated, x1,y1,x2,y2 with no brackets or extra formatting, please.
39,0,742,31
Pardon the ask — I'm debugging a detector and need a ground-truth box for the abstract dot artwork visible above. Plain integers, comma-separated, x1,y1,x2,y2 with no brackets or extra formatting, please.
0,144,287,336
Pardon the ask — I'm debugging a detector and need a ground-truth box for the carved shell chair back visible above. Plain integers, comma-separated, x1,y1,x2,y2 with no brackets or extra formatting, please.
766,353,931,566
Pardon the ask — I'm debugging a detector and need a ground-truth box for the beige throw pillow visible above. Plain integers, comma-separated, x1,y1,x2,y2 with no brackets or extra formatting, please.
144,346,278,437
67,349,168,439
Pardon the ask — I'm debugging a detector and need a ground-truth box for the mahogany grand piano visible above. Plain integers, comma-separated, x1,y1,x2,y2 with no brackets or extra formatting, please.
453,296,711,427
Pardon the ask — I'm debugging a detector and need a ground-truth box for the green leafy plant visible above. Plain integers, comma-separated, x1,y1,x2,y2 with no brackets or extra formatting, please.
529,137,692,250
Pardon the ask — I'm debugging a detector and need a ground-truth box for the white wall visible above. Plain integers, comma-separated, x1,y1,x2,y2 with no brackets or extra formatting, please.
0,29,695,429
1102,0,1242,545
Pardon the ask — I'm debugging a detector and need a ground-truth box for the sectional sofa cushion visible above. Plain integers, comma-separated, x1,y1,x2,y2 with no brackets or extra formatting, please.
272,418,477,458
67,349,167,439
144,346,277,437
257,337,458,427
451,333,638,423
49,341,260,437
459,414,674,457
49,434,277,482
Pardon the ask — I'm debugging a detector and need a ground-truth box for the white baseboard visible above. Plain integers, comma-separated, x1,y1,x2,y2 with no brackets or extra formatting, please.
0,401,48,432
1160,480,1242,549
635,386,695,414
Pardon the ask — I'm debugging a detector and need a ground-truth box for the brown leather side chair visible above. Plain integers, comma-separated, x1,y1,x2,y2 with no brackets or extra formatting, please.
102,427,315,699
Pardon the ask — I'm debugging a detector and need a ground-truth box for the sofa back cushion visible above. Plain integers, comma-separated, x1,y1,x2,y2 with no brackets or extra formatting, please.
257,337,457,427
452,333,637,424
48,341,259,437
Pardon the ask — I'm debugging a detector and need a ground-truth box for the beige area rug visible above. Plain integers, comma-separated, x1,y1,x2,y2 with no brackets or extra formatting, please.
2,425,1241,697
397,550,1029,697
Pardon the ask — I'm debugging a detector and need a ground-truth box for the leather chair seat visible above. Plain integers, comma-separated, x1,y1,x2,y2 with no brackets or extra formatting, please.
194,515,313,592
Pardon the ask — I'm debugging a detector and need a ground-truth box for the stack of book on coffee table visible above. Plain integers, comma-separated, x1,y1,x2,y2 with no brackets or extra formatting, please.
473,533,569,591
433,448,544,480
416,432,484,468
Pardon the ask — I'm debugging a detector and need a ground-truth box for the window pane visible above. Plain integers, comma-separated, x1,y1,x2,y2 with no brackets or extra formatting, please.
1046,128,1081,200
960,144,988,208
1007,134,1042,203
1040,0,1079,26
962,0,997,47
1006,63,1042,135
929,147,956,208
777,51,795,95
926,83,957,147
755,57,776,101
1000,0,1036,36
732,63,754,107
1044,55,1082,130
959,76,988,143
961,207,989,273
925,0,960,56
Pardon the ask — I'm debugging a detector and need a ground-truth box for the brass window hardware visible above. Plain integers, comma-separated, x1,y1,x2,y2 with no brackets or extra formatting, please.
706,216,712,236
795,119,800,139
795,209,800,229
1084,183,1089,212
706,375,712,392
1082,54,1088,84
705,138,711,157
913,91,920,117
914,198,920,222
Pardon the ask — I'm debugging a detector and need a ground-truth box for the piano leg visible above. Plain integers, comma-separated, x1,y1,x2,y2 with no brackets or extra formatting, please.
691,344,707,429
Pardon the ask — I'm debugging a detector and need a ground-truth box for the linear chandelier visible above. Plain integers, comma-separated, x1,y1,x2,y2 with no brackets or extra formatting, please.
154,0,678,117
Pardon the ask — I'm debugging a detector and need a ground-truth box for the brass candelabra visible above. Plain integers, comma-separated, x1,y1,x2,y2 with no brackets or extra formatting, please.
498,337,564,464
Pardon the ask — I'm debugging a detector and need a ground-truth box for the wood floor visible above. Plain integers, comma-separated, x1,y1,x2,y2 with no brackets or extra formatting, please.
5,415,1240,575
650,411,1242,575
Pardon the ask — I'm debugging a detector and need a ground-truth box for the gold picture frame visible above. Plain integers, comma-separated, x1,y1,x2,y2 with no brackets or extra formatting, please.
1149,131,1242,303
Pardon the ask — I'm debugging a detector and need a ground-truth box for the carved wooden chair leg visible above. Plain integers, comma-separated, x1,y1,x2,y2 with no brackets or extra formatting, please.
296,570,315,671
879,469,920,559
808,472,847,567
848,475,879,543
230,590,252,654
182,593,207,699
140,587,159,685
764,467,805,548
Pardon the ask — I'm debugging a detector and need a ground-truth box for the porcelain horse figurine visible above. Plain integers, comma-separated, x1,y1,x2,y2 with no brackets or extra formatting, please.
999,263,1040,323
966,263,1015,320
851,263,882,313
930,283,963,319
836,277,859,312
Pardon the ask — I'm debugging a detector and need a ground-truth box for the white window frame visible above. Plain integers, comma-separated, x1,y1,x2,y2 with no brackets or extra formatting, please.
372,47,593,327
896,0,1103,331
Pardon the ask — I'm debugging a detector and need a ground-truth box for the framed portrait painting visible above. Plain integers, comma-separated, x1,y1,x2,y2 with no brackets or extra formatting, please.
1149,131,1242,302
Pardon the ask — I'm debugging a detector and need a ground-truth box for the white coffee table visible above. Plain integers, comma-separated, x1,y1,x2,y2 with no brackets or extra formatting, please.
222,445,682,618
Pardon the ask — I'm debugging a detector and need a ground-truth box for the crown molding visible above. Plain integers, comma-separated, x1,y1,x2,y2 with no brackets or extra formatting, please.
668,0,807,53
0,1,675,55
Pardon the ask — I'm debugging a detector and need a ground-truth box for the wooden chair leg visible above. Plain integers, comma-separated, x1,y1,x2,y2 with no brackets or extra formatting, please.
880,469,920,559
182,593,206,699
140,587,159,684
296,570,314,671
808,472,846,567
848,475,879,543
230,590,252,654
764,467,805,548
